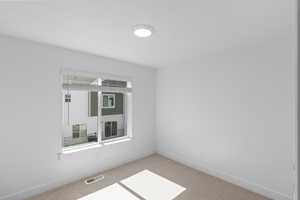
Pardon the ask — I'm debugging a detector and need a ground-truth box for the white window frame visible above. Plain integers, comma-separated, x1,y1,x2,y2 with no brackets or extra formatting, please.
60,68,133,155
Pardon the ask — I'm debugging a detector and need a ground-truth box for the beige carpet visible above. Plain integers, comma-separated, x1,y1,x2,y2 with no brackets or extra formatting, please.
27,154,270,200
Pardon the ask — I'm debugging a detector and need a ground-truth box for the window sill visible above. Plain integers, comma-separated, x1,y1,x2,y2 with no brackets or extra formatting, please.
102,136,132,145
59,136,132,156
62,143,102,155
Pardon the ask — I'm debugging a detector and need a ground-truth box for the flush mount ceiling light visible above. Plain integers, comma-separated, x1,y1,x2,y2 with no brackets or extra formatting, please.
133,25,154,38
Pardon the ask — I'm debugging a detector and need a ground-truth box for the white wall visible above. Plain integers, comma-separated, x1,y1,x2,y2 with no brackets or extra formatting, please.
156,37,297,200
0,35,156,200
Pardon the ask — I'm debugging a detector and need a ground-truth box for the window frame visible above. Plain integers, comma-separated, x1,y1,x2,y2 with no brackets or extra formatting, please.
60,68,133,154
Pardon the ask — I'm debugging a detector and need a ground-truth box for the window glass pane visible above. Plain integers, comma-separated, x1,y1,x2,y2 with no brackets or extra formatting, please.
103,95,109,107
102,94,115,108
62,75,99,148
101,79,127,141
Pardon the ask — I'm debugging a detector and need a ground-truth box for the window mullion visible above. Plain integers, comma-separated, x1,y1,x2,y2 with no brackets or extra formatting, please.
98,87,103,145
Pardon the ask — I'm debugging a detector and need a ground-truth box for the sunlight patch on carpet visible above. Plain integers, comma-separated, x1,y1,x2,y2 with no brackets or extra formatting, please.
121,170,186,200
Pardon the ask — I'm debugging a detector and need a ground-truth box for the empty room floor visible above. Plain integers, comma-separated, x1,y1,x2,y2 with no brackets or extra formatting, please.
28,154,269,200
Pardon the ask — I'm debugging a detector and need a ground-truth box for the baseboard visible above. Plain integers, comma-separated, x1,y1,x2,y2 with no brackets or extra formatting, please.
0,150,155,200
0,174,81,200
157,150,292,200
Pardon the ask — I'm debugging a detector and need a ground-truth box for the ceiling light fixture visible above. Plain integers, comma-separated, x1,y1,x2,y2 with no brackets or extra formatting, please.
133,24,154,38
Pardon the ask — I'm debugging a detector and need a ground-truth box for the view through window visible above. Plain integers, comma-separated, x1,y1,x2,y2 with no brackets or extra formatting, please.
62,72,132,150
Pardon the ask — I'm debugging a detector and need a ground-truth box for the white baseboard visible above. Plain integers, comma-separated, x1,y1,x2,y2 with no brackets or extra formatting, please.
0,151,155,200
157,150,292,200
0,174,80,200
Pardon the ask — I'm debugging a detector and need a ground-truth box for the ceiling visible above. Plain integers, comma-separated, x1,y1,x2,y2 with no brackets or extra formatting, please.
0,0,295,68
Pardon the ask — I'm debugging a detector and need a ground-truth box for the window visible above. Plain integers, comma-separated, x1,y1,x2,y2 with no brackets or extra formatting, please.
103,94,115,108
72,124,87,138
61,70,132,152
